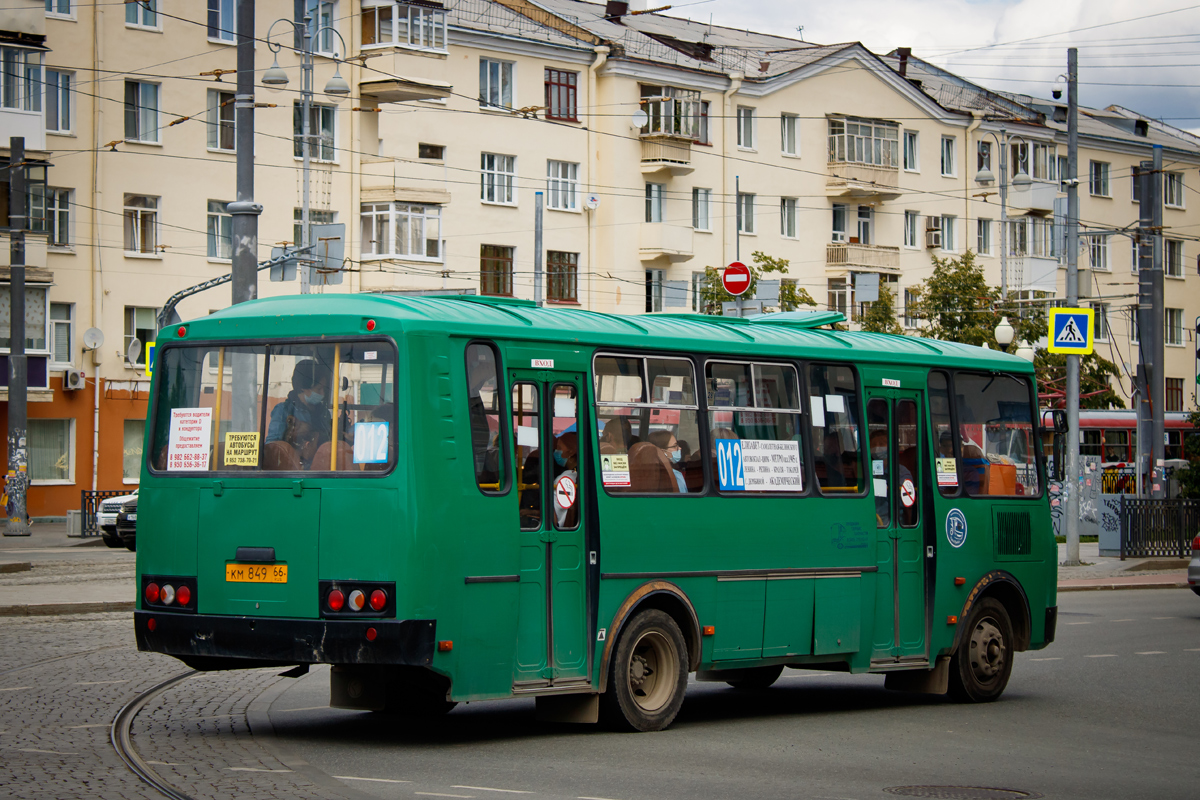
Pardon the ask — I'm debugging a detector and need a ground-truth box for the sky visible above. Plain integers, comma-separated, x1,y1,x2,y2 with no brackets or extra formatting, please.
676,0,1200,130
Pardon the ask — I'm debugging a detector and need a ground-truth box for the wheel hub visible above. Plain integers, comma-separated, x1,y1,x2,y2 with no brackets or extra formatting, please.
969,618,1005,679
630,654,650,688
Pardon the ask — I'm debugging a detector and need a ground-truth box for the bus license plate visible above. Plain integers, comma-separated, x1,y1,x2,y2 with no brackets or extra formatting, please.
225,563,288,583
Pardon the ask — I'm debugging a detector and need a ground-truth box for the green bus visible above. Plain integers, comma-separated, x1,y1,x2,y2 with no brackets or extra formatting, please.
135,294,1060,731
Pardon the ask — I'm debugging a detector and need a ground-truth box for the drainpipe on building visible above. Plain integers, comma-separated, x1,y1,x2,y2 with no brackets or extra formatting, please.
722,73,743,271
587,46,608,311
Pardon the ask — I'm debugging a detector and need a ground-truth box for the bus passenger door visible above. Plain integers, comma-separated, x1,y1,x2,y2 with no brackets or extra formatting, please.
509,372,590,689
866,390,927,664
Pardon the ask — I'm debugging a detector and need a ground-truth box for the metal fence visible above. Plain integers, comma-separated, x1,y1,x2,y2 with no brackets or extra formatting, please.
1119,497,1200,559
79,490,131,537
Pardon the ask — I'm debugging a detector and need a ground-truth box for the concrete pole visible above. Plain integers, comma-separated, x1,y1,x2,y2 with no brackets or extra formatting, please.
999,128,1008,301
1064,48,1081,565
299,12,313,294
1150,145,1166,498
735,175,742,317
534,191,544,306
1137,163,1153,498
5,138,29,535
229,0,261,306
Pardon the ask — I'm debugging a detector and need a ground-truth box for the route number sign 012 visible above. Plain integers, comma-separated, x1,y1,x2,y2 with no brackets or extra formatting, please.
722,262,751,296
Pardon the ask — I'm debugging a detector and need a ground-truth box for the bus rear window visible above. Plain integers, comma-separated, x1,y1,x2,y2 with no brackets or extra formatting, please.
150,340,397,474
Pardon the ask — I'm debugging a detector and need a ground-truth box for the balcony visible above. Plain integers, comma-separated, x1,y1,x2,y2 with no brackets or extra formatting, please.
640,136,694,176
826,162,901,200
360,77,452,104
826,242,900,272
1008,179,1058,213
639,223,694,262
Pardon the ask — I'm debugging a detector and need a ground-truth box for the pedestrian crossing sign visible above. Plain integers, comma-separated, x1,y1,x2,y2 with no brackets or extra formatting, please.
1047,307,1094,354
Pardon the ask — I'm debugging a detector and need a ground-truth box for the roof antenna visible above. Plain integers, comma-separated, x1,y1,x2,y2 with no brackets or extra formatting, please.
796,25,805,41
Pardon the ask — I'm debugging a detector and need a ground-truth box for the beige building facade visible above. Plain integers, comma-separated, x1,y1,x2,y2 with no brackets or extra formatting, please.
1,0,1198,515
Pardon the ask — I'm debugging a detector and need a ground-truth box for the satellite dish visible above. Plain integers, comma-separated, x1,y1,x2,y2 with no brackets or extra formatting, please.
584,194,601,211
127,337,142,367
631,109,648,129
82,327,104,351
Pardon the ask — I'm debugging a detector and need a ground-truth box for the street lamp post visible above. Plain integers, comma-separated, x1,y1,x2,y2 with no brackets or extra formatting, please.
976,129,1035,303
262,13,350,294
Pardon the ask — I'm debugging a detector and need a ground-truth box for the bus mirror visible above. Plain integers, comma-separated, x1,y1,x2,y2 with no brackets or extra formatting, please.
1052,431,1066,482
1050,409,1068,435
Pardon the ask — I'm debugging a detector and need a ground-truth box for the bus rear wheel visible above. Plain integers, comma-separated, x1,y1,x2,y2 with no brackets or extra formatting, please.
601,609,688,732
949,597,1014,703
725,664,784,690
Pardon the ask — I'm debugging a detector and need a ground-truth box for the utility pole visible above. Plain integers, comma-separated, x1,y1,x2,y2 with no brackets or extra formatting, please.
1137,147,1166,499
5,138,29,535
533,191,544,307
229,0,261,306
999,127,1009,301
1063,48,1081,565
298,9,313,294
735,174,743,317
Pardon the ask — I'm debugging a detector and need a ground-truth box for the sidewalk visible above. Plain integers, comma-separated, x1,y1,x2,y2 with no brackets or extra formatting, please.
1056,541,1190,592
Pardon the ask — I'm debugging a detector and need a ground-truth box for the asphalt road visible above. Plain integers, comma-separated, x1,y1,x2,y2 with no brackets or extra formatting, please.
265,589,1200,800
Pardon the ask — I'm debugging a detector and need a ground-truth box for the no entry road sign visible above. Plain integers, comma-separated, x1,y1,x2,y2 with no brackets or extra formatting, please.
722,262,751,296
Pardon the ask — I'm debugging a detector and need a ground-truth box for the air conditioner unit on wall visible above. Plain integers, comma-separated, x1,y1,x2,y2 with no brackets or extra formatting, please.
63,369,86,391
925,228,942,249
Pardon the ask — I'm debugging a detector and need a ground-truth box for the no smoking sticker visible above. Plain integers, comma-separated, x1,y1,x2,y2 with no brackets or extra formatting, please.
554,475,577,509
900,479,916,508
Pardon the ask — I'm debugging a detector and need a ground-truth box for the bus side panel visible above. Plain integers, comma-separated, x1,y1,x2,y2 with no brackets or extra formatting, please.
136,487,200,605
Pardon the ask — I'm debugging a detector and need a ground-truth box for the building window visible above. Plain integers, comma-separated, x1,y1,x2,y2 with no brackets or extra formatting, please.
1166,239,1184,277
903,210,919,248
903,130,919,171
827,279,848,315
124,306,158,366
645,183,664,223
692,188,710,231
977,140,992,173
1,46,42,112
544,69,578,122
691,271,704,312
1058,155,1070,190
125,0,157,28
829,118,899,167
29,419,72,483
207,89,235,151
1165,378,1184,412
736,106,755,149
43,188,70,247
480,245,514,296
1132,166,1142,203
206,200,232,260
646,269,664,312
1089,160,1110,197
1130,308,1140,344
293,207,335,247
639,85,704,140
781,113,798,156
45,69,71,133
1010,142,1029,178
547,250,578,302
359,202,441,260
50,302,73,367
207,0,235,42
123,419,145,483
1032,142,1056,181
697,100,711,145
1093,302,1110,342
418,143,444,160
1166,307,1183,346
123,195,158,254
481,153,516,205
46,0,73,17
940,136,956,177
1029,217,1055,258
781,197,798,238
737,192,755,234
941,215,956,250
856,205,873,244
123,81,159,143
546,160,578,211
903,288,918,328
293,102,336,161
363,1,446,51
0,285,48,352
301,1,337,55
977,218,992,255
480,58,514,109
1165,171,1185,208
1088,235,1109,271
1132,237,1141,273
832,204,847,243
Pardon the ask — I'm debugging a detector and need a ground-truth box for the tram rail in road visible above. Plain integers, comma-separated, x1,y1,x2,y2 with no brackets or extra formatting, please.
111,670,198,800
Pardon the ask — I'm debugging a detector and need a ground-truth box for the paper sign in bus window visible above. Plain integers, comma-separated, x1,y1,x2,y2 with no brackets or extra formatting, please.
936,457,958,487
810,396,826,428
739,439,802,492
223,431,260,466
825,393,846,414
601,454,630,487
516,425,538,447
716,439,746,491
353,421,389,464
167,408,213,471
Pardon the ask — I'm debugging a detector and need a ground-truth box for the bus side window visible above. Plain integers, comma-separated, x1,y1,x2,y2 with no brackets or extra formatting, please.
513,383,542,529
808,363,863,494
466,343,504,493
953,372,1040,497
929,370,957,497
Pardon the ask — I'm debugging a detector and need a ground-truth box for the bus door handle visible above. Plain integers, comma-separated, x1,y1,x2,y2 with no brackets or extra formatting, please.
212,481,223,497
539,530,559,543
292,480,304,497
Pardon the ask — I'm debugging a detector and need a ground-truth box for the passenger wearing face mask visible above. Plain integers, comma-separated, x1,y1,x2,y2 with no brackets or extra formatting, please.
266,360,333,467
870,428,912,527
647,430,688,494
551,433,580,527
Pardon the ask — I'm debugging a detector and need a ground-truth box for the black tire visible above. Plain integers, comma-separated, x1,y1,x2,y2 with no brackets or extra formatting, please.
949,597,1014,703
725,664,784,690
379,667,457,717
600,608,688,732
124,539,136,552
1190,586,1200,597
102,535,123,549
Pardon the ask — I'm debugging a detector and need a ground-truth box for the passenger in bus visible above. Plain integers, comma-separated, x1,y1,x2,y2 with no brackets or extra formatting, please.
821,431,849,488
265,360,333,469
647,431,687,493
601,416,635,452
552,433,580,527
467,359,499,485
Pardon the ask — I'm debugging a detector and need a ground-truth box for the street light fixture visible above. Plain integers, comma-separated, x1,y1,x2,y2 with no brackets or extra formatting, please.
995,317,1014,351
1015,340,1036,362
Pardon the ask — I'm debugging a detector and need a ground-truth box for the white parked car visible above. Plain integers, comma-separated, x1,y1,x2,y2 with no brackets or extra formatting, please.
98,491,137,548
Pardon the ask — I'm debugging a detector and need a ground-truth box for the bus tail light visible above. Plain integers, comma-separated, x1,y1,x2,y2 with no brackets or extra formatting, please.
141,575,197,614
347,590,366,612
317,581,396,619
145,583,160,604
369,589,387,611
160,585,176,606
327,589,345,612
176,585,191,607
1192,535,1200,551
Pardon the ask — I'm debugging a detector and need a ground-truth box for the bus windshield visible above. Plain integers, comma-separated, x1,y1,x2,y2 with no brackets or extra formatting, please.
149,340,396,474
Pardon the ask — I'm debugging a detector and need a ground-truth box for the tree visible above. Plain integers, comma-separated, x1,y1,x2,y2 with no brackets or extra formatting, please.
1033,350,1126,409
1175,410,1200,499
858,283,903,334
698,250,816,315
910,250,1045,347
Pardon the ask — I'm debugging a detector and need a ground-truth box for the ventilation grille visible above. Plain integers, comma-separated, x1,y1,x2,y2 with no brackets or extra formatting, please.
995,511,1032,556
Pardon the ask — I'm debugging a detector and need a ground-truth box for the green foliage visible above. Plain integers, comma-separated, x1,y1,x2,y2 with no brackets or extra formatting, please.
910,250,1044,347
1033,350,1126,410
1175,410,1200,499
858,283,903,335
698,251,816,315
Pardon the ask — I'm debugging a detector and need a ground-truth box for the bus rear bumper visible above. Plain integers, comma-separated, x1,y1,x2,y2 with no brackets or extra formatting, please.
134,611,436,670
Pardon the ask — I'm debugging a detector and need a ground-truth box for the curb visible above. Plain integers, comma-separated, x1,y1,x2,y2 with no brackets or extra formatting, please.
1058,581,1189,593
0,600,135,617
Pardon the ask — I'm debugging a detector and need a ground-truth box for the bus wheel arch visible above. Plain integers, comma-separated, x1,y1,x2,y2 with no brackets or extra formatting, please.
599,581,700,694
955,571,1032,655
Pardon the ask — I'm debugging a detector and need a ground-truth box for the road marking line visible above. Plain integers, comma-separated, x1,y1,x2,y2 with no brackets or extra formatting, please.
1185,648,1200,652
66,724,108,729
18,748,78,755
0,687,31,692
1084,654,1118,658
579,796,624,800
276,705,331,713
226,767,293,773
1110,619,1135,622
334,777,413,784
1065,622,1091,625
453,787,534,794
414,794,474,798
1029,657,1062,661
76,680,129,685
1135,651,1166,655
1152,617,1175,620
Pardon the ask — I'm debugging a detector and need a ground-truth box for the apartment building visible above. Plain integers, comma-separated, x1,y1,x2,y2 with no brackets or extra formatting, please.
2,0,1198,516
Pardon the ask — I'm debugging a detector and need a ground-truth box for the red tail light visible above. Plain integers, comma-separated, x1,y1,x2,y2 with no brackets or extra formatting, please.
160,585,176,606
369,589,387,611
1193,535,1200,551
327,589,345,612
145,583,160,604
176,585,191,607
347,589,366,611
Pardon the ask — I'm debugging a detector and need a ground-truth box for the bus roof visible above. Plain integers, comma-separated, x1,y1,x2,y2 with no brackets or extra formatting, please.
171,294,1035,374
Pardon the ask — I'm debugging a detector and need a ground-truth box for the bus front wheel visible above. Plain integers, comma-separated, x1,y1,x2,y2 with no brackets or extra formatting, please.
601,609,688,732
949,597,1014,703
